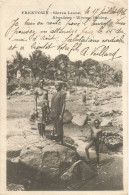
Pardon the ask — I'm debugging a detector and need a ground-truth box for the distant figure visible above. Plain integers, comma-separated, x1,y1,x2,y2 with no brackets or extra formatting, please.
85,119,102,167
17,70,21,79
82,90,86,106
50,81,66,144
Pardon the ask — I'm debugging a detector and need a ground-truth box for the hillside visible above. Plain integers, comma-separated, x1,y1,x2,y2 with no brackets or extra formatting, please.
101,60,122,71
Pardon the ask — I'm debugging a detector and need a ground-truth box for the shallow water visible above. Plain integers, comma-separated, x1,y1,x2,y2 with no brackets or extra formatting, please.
7,88,123,191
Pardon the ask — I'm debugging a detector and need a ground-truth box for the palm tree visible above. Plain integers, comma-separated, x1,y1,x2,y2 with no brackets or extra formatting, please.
11,51,29,77
29,50,50,79
29,50,41,79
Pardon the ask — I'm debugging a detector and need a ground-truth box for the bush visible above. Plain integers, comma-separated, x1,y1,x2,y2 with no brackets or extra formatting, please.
9,77,39,90
7,84,17,95
9,77,18,86
19,77,39,89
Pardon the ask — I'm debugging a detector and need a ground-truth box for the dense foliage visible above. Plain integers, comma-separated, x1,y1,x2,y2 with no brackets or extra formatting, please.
7,50,122,89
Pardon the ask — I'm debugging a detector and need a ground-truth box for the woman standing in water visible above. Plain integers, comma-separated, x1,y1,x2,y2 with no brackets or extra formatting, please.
34,79,49,139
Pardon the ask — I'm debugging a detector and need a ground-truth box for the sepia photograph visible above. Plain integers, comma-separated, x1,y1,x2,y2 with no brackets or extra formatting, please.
7,52,123,191
0,0,128,193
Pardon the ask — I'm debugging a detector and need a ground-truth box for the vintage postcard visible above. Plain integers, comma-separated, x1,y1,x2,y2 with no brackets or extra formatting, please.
0,0,128,194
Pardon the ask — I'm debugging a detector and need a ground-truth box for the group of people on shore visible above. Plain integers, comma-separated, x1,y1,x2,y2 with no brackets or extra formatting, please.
32,79,102,167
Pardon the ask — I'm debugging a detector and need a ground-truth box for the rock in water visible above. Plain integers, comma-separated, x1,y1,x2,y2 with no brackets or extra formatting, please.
100,118,112,127
29,111,38,121
8,136,96,189
7,135,40,161
100,109,122,117
20,142,79,181
100,111,114,117
100,130,123,150
63,110,73,124
61,160,96,186
7,136,25,159
72,113,88,126
7,183,25,191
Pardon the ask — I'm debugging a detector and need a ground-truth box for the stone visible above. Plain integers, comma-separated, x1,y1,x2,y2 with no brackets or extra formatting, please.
63,110,73,124
64,136,75,145
100,118,112,127
100,111,114,117
87,111,95,116
69,89,75,93
100,109,122,117
29,111,38,121
25,135,40,146
61,160,96,185
72,113,88,126
100,130,123,150
94,100,101,106
112,109,122,115
7,183,25,191
19,142,79,181
20,146,43,170
25,90,33,96
7,136,25,159
7,133,95,188
11,88,27,96
7,135,41,160
111,116,122,127
104,135,123,149
63,136,78,151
